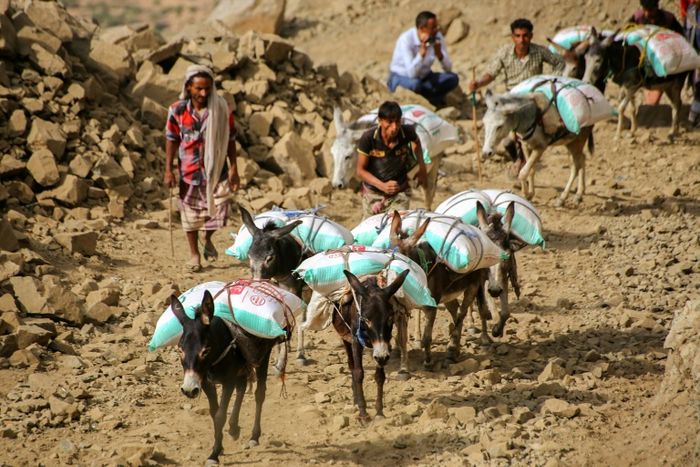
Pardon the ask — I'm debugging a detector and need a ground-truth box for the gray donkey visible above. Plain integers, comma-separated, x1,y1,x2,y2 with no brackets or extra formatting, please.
482,90,594,206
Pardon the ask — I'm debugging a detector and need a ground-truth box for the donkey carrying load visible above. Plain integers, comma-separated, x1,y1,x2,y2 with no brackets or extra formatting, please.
482,75,615,206
330,104,459,210
579,26,698,138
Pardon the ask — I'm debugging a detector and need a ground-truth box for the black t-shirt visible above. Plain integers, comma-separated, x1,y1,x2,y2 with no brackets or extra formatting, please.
357,124,419,193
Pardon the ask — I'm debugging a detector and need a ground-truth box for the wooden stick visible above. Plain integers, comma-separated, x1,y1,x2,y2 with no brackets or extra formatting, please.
169,186,174,259
471,67,483,183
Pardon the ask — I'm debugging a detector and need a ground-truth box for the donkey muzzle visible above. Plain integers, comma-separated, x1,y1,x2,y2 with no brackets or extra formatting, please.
181,370,202,398
488,285,503,298
372,341,390,366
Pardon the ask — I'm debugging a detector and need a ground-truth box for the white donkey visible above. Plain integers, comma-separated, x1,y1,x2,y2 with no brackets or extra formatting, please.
481,90,593,207
330,105,459,210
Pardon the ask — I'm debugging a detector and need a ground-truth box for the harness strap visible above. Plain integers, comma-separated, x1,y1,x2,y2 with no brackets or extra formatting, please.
210,318,239,367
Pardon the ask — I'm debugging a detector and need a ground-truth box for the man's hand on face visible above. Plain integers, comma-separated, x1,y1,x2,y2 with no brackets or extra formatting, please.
432,39,444,61
418,30,430,56
383,180,402,195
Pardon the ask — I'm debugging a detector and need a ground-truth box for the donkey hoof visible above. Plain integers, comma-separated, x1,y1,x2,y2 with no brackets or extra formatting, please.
296,356,309,366
573,195,583,205
205,458,219,467
247,439,259,449
554,198,565,208
357,414,372,426
228,425,240,440
374,414,386,421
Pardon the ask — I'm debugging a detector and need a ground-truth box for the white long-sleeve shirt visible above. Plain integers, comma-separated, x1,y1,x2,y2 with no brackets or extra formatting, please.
389,27,453,79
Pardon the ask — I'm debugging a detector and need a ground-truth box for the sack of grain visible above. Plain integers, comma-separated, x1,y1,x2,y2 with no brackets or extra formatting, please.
294,245,436,308
617,25,700,77
292,214,354,253
351,210,410,246
481,189,545,248
148,280,306,350
509,75,615,134
435,190,494,226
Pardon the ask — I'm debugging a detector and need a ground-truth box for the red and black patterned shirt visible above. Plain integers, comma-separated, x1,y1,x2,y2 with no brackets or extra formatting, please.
165,99,236,186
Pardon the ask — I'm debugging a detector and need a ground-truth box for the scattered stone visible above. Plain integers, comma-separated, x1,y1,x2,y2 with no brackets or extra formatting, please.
331,415,349,430
449,406,477,425
540,398,580,418
16,324,53,349
420,399,449,421
27,148,60,186
448,358,479,376
268,132,316,186
27,117,67,158
209,0,286,34
0,217,19,252
538,358,568,382
55,231,98,256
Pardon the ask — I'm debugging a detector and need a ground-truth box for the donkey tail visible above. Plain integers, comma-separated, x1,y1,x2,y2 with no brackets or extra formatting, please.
587,131,595,157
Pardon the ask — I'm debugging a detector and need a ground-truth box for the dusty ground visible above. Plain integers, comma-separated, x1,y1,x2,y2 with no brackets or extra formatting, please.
3,0,700,465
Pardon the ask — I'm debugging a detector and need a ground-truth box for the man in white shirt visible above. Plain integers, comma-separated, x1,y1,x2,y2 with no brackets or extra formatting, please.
387,11,459,108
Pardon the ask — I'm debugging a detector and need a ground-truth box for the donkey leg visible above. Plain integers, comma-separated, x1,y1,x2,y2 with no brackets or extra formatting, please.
447,286,478,361
421,308,438,369
394,309,410,380
477,287,493,345
273,342,287,375
519,149,542,200
350,340,369,422
412,310,422,350
206,380,235,464
616,90,631,139
556,157,578,208
227,376,247,440
424,159,440,210
249,350,272,447
374,364,387,418
573,151,586,204
665,84,682,137
296,305,307,364
444,300,462,362
629,89,639,134
342,340,358,404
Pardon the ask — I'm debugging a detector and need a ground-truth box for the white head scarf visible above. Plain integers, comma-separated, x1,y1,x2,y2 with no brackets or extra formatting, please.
181,65,230,217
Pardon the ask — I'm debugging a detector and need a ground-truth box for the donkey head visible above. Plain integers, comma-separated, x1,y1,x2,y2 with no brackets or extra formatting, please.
388,210,431,263
476,201,514,298
482,91,532,157
240,206,302,280
344,269,409,366
582,27,617,85
547,37,592,79
171,290,217,399
330,107,366,189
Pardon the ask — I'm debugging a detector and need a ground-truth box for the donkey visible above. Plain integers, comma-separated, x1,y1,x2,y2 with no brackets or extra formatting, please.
171,291,281,465
547,36,608,93
332,269,409,422
239,207,309,369
330,107,443,210
581,27,686,138
482,90,594,207
475,201,521,338
388,212,490,370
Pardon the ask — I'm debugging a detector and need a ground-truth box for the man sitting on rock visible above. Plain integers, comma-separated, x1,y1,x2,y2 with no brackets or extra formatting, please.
356,101,427,218
387,11,459,108
164,65,239,272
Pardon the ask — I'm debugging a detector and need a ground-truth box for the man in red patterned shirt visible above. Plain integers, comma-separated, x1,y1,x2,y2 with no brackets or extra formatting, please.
164,65,239,272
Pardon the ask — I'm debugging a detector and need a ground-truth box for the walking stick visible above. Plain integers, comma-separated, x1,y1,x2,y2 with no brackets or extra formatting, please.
471,67,483,183
169,186,174,259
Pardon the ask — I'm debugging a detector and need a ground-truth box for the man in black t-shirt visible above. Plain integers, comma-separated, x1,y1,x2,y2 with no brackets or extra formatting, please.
356,101,427,218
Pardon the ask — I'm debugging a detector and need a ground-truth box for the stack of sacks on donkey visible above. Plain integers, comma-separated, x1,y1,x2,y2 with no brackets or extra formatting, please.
226,207,353,369
148,280,305,465
482,75,615,206
353,209,508,371
294,245,434,419
436,190,546,340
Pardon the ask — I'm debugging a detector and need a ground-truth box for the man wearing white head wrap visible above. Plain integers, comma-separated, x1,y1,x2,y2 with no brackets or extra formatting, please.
164,65,239,272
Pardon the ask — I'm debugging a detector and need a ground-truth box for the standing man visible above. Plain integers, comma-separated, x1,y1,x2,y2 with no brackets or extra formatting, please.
469,18,572,93
387,11,459,108
164,65,239,272
356,101,427,218
468,18,574,177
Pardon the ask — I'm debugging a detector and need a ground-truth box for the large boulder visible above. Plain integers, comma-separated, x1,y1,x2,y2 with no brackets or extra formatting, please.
267,131,316,186
28,43,70,77
38,174,89,206
208,0,286,35
88,40,133,82
27,118,67,159
658,300,700,405
25,0,75,43
27,148,60,187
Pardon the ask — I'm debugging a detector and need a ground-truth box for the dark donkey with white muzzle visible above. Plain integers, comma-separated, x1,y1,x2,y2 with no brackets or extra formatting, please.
239,207,310,369
332,269,409,423
171,291,283,465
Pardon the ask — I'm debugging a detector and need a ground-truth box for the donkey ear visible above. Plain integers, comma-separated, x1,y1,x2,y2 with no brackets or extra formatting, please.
476,201,489,230
269,219,302,239
503,202,515,235
573,38,590,56
343,269,366,298
198,290,215,326
389,210,403,247
484,89,494,107
546,37,569,54
383,269,409,299
170,294,188,325
601,29,618,48
333,106,345,132
240,206,260,236
410,218,430,245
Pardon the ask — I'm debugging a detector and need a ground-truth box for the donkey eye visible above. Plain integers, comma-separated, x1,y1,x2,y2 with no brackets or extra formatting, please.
265,254,274,264
345,155,353,160
199,347,210,359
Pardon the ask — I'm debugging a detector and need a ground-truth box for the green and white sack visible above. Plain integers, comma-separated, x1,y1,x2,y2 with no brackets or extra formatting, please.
509,75,615,134
351,211,410,246
225,211,289,261
356,104,459,164
148,280,306,351
294,245,436,308
481,189,545,248
435,190,494,226
293,214,354,253
548,25,596,53
617,25,700,77
372,211,507,274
